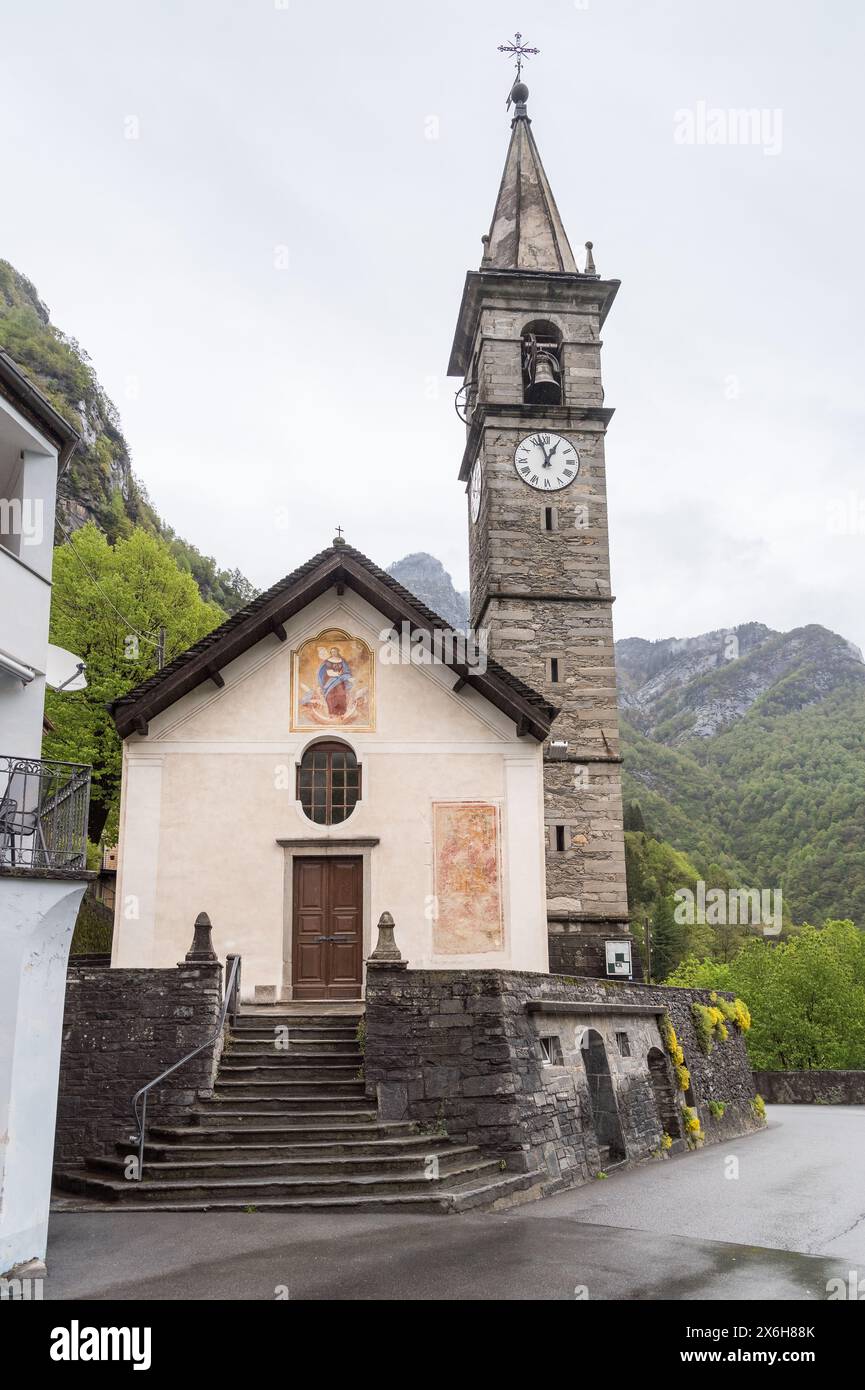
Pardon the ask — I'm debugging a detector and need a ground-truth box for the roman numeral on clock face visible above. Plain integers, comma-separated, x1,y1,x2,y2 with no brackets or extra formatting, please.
513,433,581,493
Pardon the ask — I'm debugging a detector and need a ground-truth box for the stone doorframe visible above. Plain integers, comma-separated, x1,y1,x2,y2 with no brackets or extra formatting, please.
276,838,379,1002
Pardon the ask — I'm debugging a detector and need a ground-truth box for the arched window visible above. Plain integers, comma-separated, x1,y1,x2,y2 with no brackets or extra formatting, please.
296,741,361,826
521,319,563,405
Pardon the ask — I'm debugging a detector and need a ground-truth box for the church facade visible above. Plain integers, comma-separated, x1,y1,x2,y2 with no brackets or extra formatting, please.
110,549,552,997
109,79,634,1000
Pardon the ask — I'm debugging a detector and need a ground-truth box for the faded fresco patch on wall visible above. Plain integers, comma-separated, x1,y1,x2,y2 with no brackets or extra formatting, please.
433,801,503,954
291,628,375,732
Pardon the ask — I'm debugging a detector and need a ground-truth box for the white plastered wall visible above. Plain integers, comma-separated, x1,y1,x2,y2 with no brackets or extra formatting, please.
112,588,548,997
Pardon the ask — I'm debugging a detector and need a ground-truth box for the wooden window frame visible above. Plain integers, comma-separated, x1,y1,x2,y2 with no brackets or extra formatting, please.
296,741,362,827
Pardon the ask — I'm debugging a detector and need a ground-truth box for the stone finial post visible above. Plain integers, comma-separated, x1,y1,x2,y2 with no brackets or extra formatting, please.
185,911,218,963
367,911,408,970
225,953,242,1022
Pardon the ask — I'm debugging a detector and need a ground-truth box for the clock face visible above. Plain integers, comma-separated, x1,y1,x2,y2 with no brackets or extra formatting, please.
469,456,483,522
514,432,580,491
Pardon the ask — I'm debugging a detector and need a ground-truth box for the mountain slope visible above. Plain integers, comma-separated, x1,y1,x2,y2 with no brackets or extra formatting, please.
619,623,865,743
0,259,255,613
619,624,865,926
386,553,469,629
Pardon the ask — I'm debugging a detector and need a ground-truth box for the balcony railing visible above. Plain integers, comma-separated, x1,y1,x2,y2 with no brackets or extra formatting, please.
0,754,91,872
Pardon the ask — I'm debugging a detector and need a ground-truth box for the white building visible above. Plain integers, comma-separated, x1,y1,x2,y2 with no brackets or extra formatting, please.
0,350,91,1278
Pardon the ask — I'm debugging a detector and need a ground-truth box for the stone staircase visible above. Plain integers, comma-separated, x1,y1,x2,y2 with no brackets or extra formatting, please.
54,1008,544,1214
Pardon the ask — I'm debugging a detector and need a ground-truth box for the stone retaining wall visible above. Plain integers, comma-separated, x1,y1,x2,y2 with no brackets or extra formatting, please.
53,960,223,1167
753,1070,865,1105
364,967,763,1192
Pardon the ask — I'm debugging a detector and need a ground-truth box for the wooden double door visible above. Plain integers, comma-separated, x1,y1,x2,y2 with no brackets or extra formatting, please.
292,856,363,1000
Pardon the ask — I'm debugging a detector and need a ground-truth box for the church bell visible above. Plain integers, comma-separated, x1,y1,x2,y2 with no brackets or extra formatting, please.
523,334,562,405
530,351,560,401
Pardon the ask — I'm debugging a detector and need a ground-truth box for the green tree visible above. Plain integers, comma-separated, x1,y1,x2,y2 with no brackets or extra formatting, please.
44,523,223,841
649,894,686,983
665,921,865,1070
623,800,647,832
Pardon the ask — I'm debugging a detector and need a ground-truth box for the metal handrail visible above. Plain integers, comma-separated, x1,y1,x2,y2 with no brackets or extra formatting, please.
130,955,241,1180
0,753,90,870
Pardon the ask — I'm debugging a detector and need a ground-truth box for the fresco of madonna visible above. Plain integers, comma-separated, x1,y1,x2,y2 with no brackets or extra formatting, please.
292,628,375,731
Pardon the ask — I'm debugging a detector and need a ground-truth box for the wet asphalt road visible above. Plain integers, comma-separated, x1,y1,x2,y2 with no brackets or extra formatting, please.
43,1106,865,1300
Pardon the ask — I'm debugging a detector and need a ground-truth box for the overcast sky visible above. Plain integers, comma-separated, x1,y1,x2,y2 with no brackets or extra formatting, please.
3,0,864,651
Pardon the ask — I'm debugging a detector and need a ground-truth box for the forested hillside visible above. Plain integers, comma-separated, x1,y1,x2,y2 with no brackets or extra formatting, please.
620,625,865,929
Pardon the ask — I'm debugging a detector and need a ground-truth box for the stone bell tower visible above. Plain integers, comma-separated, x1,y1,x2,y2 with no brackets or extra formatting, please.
447,77,633,979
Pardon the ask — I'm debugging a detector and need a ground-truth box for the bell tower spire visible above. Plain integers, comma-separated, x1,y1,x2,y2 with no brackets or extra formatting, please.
481,79,578,274
448,49,634,981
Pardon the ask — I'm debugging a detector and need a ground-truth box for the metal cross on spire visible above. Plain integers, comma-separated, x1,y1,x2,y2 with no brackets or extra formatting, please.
497,31,540,82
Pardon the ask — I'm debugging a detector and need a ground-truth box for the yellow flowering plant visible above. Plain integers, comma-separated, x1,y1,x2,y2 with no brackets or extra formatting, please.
682,1106,704,1147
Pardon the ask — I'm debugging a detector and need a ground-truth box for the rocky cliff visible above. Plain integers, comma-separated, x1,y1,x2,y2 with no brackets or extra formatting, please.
618,623,865,743
386,552,469,629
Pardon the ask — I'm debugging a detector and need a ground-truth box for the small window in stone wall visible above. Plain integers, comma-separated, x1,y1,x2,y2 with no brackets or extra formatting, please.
616,1031,631,1057
539,1035,564,1066
543,505,559,532
553,824,568,853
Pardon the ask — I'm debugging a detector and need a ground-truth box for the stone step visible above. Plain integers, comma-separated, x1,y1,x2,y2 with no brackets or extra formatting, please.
187,1108,379,1129
56,1157,508,1204
234,1013,363,1031
213,1085,366,1105
217,1072,364,1087
52,1169,545,1215
232,1024,360,1038
204,1093,369,1113
219,1061,362,1078
233,1016,361,1029
96,1145,481,1182
133,1132,445,1161
215,1074,365,1089
227,1039,361,1052
226,1039,361,1055
148,1117,414,1139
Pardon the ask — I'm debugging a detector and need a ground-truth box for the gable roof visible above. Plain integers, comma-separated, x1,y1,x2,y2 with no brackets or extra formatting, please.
108,540,557,741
